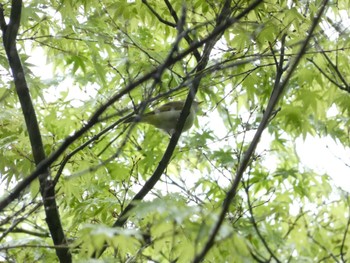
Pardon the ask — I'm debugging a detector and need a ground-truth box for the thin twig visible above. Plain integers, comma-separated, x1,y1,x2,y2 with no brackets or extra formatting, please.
242,180,281,262
0,0,264,213
142,0,177,27
340,194,350,262
193,0,329,261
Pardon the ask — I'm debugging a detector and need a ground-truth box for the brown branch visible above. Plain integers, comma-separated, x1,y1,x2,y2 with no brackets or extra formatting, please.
0,0,264,213
0,244,71,250
52,115,130,185
242,180,281,262
0,202,44,242
0,227,50,238
311,40,350,92
307,58,344,89
93,10,192,258
142,0,177,27
0,56,158,212
340,194,350,262
94,0,261,258
0,200,33,227
282,209,307,239
163,0,201,62
0,11,268,263
307,232,340,262
250,250,266,263
0,1,71,262
319,43,349,91
110,0,234,228
193,0,329,262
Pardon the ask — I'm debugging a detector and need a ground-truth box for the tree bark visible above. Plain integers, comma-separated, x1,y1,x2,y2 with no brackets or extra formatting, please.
0,1,72,262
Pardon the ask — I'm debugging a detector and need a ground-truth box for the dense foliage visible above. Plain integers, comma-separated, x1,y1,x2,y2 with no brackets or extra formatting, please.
1,0,350,262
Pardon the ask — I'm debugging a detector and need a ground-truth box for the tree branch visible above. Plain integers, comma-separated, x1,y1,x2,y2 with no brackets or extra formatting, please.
0,0,263,213
163,0,202,62
242,180,281,262
307,232,340,262
142,0,177,27
193,0,329,261
0,202,43,242
0,1,71,262
0,227,50,238
340,194,350,262
307,58,344,89
311,40,350,92
94,0,262,258
93,10,192,258
319,43,349,91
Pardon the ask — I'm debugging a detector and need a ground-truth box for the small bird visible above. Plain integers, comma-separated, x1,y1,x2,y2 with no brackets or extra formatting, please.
124,100,201,134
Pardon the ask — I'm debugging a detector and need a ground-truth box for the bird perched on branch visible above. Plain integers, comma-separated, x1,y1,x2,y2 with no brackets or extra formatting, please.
124,100,201,134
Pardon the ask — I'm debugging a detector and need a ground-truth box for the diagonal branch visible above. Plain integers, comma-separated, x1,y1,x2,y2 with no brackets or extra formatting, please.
0,202,43,242
307,57,344,89
312,40,350,92
112,0,260,229
0,1,71,262
319,45,349,91
163,0,201,62
93,8,191,258
193,0,330,261
340,194,350,262
0,0,262,213
242,180,281,262
94,0,264,258
142,0,177,27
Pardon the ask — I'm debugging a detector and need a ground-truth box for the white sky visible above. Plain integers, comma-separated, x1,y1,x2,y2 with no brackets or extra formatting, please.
200,110,350,192
296,136,350,191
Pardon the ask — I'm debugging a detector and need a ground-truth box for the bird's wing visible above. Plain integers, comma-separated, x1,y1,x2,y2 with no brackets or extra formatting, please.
156,101,185,112
125,101,185,120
